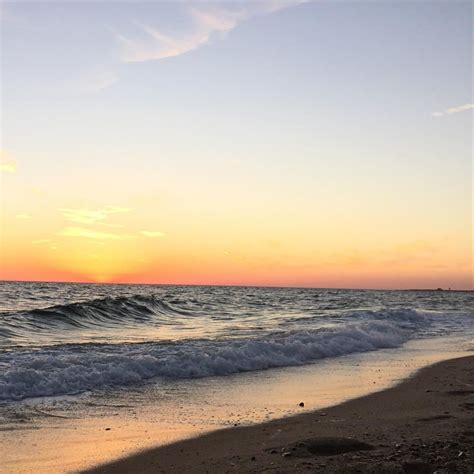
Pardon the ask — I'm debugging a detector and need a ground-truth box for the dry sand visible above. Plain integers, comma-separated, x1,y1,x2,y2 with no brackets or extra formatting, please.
86,355,474,473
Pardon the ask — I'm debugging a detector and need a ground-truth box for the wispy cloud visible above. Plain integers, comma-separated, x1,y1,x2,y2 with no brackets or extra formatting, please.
140,230,166,238
59,206,131,225
30,186,46,197
432,103,474,117
100,222,126,229
32,239,52,245
0,161,16,173
0,150,16,173
86,71,119,92
31,239,58,251
59,226,129,240
15,213,31,219
115,1,306,63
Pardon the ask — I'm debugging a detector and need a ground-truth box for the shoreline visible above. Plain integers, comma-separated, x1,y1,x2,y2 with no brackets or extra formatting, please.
3,338,470,473
86,355,474,473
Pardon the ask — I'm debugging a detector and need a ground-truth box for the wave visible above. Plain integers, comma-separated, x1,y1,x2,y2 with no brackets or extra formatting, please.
0,313,425,401
0,295,194,336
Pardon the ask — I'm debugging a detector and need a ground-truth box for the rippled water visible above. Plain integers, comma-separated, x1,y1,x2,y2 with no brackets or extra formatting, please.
0,281,473,401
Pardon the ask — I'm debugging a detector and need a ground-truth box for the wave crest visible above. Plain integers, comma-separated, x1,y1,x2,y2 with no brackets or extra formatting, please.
0,319,412,401
1,295,194,335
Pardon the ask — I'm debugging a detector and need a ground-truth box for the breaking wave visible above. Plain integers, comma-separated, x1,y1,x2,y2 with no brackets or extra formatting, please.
1,286,472,402
0,313,425,401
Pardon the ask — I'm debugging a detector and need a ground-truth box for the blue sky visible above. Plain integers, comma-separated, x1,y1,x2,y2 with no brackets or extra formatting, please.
1,1,472,288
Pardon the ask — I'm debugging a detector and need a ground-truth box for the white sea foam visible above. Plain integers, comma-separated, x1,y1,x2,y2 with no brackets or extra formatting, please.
0,318,415,401
1,284,473,403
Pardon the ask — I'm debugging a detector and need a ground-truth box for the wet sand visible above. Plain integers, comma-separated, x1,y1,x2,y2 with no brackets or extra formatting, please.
87,355,474,473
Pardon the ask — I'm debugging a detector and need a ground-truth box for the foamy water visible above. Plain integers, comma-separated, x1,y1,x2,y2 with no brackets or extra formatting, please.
1,282,473,402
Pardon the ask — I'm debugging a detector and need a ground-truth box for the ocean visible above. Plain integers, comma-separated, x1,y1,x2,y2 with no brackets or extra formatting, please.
1,281,473,402
1,281,473,471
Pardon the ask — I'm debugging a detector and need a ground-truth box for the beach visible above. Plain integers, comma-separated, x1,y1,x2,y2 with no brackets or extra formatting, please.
2,1,472,471
2,0,472,471
88,355,474,473
1,283,473,473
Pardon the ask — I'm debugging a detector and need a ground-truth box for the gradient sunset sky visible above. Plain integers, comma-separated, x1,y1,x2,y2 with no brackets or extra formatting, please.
0,0,472,289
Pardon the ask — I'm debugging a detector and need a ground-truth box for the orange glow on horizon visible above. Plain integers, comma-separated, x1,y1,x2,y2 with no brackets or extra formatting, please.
1,234,471,290
1,211,471,289
1,2,472,292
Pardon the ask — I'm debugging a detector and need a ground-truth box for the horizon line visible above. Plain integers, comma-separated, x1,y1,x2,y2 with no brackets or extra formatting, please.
0,278,471,293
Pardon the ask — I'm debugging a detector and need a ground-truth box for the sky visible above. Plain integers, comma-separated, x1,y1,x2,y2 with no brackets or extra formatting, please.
0,0,472,289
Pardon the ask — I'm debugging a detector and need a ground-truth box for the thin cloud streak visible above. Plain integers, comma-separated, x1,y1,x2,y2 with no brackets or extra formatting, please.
116,1,306,63
59,226,130,241
59,206,131,225
432,103,474,117
0,150,16,173
140,230,166,238
86,71,119,92
0,161,16,173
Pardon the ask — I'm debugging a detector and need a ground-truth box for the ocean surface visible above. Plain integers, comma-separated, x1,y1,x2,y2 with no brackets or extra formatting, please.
0,281,473,402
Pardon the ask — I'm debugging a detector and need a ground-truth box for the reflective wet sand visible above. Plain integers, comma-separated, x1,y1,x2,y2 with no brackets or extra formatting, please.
1,336,470,473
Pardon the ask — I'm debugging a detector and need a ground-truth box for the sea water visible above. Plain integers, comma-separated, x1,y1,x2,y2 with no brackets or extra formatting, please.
0,281,473,401
0,282,473,472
